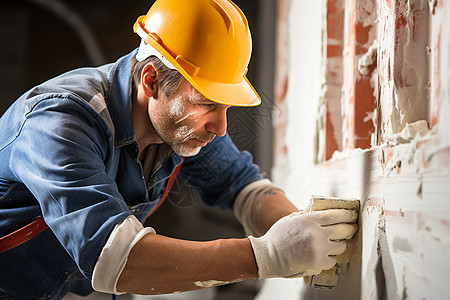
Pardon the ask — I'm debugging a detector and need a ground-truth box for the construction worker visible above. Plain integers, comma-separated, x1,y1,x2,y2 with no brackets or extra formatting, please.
0,0,358,298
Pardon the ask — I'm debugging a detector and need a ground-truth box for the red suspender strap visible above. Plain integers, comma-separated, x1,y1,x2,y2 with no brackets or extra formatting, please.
0,157,185,253
0,217,49,254
148,156,185,217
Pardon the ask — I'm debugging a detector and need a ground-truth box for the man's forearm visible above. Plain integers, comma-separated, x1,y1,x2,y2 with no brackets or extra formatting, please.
251,188,299,236
116,233,257,295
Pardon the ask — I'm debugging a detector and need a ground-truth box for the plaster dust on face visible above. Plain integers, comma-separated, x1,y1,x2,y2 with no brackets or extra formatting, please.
152,87,216,157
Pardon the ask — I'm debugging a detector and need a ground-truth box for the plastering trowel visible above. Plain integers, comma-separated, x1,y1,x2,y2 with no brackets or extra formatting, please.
303,196,360,289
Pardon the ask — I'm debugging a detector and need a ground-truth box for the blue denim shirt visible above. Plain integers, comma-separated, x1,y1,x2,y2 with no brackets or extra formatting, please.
0,49,263,299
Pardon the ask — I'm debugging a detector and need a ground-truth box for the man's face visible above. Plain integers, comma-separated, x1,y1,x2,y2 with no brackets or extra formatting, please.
149,80,229,157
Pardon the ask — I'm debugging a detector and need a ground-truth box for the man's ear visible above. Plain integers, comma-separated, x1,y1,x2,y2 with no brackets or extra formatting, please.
141,63,159,99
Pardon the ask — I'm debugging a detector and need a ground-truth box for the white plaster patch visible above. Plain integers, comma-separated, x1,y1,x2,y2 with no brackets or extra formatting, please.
358,40,378,76
428,0,438,14
193,280,229,288
387,120,432,146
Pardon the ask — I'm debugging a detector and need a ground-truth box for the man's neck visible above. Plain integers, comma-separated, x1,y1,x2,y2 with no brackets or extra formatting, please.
132,87,163,160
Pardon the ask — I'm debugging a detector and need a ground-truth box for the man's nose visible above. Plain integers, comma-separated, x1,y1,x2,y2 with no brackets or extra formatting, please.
205,107,228,137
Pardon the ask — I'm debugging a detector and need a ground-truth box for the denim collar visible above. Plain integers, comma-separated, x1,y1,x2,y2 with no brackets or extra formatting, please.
107,49,138,149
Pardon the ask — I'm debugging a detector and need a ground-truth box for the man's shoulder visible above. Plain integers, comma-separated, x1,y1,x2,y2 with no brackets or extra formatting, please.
29,64,113,102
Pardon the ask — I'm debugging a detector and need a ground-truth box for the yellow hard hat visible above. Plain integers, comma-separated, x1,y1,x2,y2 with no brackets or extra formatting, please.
133,0,261,107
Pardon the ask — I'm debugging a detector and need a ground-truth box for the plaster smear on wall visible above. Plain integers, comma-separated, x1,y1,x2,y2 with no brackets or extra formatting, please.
356,0,378,28
340,0,355,150
315,0,345,162
359,40,379,145
316,0,379,159
378,0,430,139
357,41,378,77
325,0,345,155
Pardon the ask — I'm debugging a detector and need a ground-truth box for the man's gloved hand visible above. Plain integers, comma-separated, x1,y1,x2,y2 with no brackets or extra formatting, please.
248,209,358,279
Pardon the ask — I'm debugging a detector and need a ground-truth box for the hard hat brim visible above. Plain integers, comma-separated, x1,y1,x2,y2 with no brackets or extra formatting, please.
191,75,261,107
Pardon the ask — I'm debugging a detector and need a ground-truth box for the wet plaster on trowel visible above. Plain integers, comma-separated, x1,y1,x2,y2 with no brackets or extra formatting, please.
303,196,360,289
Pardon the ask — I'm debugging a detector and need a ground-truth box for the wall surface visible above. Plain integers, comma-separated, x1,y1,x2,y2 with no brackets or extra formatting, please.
258,0,450,299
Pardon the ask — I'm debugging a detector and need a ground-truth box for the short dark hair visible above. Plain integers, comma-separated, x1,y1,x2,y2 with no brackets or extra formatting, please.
130,55,185,99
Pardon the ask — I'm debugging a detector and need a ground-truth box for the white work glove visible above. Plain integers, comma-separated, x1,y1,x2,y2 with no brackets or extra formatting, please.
248,209,358,279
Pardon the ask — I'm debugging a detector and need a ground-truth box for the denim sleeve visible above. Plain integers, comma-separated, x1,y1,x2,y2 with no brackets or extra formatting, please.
180,134,263,210
9,97,131,279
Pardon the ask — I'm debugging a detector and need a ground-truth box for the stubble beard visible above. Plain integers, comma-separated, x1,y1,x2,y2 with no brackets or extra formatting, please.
153,119,209,157
154,95,215,157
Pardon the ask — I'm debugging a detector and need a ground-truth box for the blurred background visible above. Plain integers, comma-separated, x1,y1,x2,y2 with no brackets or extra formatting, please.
0,0,277,299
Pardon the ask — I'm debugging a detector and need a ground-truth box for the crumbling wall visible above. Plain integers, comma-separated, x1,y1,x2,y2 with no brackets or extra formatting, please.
258,0,450,299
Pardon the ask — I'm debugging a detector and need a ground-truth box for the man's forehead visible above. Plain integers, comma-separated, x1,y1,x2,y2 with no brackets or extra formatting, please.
181,80,229,107
189,90,211,102
184,82,212,102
